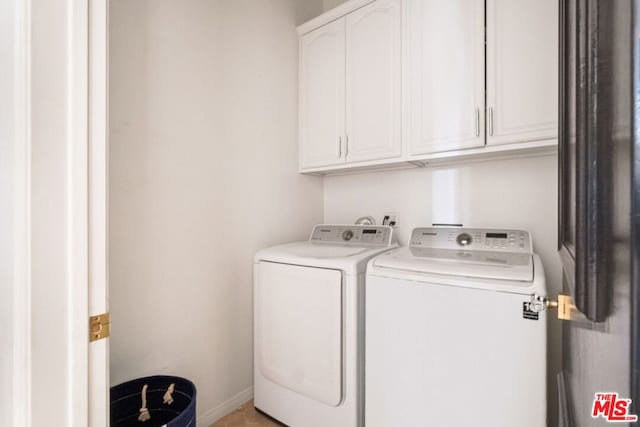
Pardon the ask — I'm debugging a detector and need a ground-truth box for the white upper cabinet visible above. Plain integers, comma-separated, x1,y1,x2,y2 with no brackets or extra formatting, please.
299,18,346,169
406,0,485,155
345,0,402,163
299,0,402,171
297,0,558,173
486,0,559,146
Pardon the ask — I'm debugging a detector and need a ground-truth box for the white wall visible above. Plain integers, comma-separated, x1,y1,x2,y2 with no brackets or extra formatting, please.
108,0,324,424
323,154,562,423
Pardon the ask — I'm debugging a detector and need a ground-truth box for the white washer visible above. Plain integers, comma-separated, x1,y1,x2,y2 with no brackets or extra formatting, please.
365,227,547,427
254,224,396,427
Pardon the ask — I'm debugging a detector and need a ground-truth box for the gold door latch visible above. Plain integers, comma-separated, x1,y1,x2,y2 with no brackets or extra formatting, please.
546,294,576,320
89,312,111,342
529,293,576,320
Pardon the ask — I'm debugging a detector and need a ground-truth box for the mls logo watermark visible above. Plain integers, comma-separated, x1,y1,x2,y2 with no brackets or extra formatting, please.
592,393,638,422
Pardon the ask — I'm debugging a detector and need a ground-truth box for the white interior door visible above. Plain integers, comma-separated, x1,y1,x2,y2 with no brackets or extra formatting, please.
256,262,343,406
345,0,402,163
299,19,346,169
88,0,110,425
406,0,485,155
5,0,109,424
486,0,558,146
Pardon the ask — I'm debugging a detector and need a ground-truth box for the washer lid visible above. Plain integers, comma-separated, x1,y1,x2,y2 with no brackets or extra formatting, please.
372,246,534,282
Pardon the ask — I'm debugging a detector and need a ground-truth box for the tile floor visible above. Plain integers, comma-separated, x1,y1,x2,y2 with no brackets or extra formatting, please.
211,400,284,427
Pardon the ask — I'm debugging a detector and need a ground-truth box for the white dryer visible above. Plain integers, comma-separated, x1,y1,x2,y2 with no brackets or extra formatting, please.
365,227,547,427
254,224,396,427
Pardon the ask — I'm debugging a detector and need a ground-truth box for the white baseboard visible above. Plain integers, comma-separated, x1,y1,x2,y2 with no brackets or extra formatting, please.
197,386,254,426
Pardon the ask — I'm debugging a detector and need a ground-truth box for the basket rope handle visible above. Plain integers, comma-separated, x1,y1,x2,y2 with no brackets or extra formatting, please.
138,384,151,422
163,383,175,405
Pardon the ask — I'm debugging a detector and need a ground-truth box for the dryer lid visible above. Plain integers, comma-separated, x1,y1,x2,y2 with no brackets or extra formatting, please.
372,247,534,282
254,224,396,274
277,242,371,259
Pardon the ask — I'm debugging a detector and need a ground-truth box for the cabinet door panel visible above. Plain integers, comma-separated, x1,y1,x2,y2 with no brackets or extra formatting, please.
299,19,346,169
345,0,402,163
486,0,558,146
407,0,485,155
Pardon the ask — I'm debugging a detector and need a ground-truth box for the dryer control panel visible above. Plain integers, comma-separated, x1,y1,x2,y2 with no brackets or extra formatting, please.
409,227,532,253
310,225,393,246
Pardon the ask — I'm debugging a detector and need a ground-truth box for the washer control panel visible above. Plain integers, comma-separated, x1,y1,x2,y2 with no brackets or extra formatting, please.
310,225,393,246
409,227,532,253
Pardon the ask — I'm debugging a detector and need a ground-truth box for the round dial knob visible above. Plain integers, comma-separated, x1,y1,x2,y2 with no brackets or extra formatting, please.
456,233,473,247
342,230,354,241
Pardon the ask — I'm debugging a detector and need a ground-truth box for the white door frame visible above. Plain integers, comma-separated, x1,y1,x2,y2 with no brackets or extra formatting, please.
88,0,110,424
4,0,109,425
4,0,32,424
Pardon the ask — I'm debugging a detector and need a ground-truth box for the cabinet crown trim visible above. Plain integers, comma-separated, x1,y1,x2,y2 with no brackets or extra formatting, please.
297,0,376,35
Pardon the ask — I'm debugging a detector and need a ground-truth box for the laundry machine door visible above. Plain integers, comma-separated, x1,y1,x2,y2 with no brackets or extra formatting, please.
255,262,343,406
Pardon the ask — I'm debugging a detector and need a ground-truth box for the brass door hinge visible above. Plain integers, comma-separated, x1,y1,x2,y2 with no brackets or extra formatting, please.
529,293,577,321
89,312,110,342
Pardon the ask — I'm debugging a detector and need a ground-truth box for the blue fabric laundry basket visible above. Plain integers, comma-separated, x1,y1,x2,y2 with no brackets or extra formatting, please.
110,375,196,427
